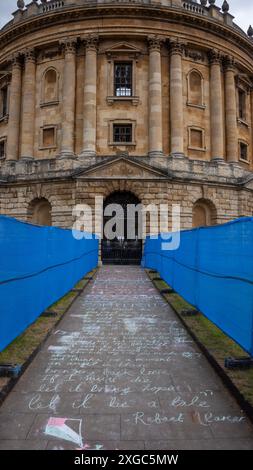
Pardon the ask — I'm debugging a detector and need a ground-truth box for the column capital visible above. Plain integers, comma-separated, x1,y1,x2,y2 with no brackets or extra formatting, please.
208,49,223,65
224,55,235,71
169,39,185,57
60,38,77,54
10,52,22,68
83,34,99,51
147,35,164,52
23,48,36,63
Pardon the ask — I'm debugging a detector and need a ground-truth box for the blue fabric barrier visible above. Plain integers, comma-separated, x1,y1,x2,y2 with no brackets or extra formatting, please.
0,216,99,352
142,218,253,357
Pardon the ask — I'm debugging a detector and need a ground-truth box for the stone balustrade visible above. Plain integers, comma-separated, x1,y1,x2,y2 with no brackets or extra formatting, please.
0,0,246,39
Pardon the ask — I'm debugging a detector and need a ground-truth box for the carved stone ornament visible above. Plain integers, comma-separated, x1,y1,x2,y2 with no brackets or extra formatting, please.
60,39,77,54
24,49,36,63
223,55,235,71
169,39,185,56
83,35,99,51
208,49,222,65
147,36,164,52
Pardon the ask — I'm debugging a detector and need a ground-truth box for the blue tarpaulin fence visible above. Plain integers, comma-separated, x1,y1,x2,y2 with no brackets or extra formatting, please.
0,216,99,352
142,217,253,357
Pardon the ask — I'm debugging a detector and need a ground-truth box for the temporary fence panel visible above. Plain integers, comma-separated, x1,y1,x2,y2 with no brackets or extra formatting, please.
0,216,99,352
142,218,253,356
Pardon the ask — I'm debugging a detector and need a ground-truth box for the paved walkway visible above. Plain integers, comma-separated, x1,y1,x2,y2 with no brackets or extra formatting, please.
1,266,253,450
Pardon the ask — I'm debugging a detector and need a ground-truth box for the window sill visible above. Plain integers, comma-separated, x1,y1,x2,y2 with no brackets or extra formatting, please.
237,118,249,128
107,96,140,106
187,102,206,110
239,158,250,165
188,146,206,152
109,142,136,147
40,101,59,108
39,146,57,151
0,114,9,124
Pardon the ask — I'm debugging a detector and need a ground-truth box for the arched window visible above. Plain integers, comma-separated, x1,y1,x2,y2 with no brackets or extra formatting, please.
187,70,204,107
42,68,58,105
28,198,52,226
192,199,216,228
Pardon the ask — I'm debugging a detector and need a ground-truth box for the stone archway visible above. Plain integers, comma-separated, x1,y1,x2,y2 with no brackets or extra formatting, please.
192,198,217,228
101,191,143,265
28,197,52,226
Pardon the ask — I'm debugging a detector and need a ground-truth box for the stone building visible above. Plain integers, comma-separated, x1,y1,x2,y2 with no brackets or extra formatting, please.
0,0,253,262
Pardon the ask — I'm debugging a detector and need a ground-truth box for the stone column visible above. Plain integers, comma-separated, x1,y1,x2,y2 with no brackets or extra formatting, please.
81,35,98,158
148,36,163,157
20,49,36,160
224,56,238,163
170,40,184,156
61,39,77,158
209,50,224,161
6,54,22,161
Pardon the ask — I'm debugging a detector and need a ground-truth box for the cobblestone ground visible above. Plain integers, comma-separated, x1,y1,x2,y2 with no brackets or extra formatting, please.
0,266,253,450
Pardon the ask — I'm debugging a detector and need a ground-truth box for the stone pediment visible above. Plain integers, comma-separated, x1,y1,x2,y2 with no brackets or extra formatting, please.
75,157,168,180
101,42,143,57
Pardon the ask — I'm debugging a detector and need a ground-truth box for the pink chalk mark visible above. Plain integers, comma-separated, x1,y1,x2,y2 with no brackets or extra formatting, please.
48,417,66,427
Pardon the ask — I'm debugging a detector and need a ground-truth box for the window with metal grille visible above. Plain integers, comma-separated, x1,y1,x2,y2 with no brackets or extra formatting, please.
0,139,6,159
239,142,248,161
0,87,8,118
114,62,132,97
238,89,246,121
113,124,132,143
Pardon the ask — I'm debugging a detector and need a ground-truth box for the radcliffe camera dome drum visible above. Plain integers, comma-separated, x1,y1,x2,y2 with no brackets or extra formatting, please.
0,0,252,240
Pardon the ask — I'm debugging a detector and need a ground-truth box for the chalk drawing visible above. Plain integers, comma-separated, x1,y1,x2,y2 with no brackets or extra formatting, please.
45,417,83,448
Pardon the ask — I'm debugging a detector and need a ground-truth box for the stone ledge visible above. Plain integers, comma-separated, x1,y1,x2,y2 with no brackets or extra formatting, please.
0,154,252,188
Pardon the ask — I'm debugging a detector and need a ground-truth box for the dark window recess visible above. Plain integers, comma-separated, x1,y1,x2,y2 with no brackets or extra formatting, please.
0,87,8,117
113,124,132,143
238,90,246,120
114,62,132,97
0,140,6,159
240,142,248,161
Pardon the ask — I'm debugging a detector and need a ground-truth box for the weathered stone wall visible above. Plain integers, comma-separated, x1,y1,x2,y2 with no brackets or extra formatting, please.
0,177,252,230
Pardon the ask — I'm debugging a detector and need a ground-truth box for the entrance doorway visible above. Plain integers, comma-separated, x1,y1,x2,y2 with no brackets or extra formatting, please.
101,191,143,265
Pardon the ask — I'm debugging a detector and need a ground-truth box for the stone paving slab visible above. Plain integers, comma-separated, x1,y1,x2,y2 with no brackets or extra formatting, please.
0,266,253,450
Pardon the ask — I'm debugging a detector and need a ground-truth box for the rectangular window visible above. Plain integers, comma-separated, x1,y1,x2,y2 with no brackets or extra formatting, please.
113,124,133,143
114,62,132,97
239,142,248,162
0,87,8,118
238,89,246,121
0,139,6,159
42,127,56,148
189,127,205,150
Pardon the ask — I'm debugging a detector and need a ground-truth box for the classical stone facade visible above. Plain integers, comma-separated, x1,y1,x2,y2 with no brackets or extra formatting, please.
0,0,253,245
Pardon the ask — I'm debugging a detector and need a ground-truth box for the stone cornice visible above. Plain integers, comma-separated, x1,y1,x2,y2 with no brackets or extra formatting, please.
0,155,252,190
0,4,253,66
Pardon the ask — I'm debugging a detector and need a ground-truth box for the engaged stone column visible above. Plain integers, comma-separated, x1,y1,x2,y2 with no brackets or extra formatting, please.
170,40,184,156
224,56,238,163
6,54,22,161
20,50,36,160
61,39,77,158
148,36,163,157
81,35,98,158
209,50,224,161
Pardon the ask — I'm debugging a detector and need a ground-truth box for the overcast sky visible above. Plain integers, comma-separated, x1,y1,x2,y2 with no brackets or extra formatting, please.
0,0,252,33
